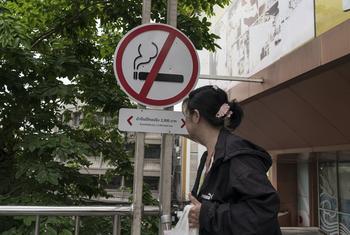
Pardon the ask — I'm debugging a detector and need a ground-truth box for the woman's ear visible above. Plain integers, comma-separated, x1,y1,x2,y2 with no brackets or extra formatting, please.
193,109,201,124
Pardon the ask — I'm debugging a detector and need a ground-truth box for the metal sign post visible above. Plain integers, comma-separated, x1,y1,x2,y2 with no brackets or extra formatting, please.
159,1,178,235
131,128,145,235
131,1,151,235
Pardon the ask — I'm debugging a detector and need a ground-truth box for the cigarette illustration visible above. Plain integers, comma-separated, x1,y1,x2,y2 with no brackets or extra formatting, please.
133,43,184,83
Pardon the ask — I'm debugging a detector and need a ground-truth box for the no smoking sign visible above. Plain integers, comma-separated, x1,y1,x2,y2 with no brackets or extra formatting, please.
114,23,199,107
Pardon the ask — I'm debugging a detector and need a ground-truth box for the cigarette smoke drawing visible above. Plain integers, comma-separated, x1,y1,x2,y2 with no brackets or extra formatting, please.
133,43,184,83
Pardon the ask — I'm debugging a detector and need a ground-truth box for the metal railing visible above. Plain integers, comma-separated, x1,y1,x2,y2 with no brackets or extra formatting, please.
0,205,160,235
281,227,326,235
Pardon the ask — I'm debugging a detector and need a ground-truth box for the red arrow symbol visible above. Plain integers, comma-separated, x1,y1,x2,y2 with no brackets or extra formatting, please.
181,118,185,128
127,116,133,126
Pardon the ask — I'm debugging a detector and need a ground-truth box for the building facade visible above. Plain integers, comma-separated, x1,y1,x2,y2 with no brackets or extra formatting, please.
180,0,350,234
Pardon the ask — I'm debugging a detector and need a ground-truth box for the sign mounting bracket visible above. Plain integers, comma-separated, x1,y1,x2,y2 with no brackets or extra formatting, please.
199,74,264,83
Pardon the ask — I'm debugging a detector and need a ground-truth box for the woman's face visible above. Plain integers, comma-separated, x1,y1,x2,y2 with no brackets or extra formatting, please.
183,110,193,134
182,103,198,139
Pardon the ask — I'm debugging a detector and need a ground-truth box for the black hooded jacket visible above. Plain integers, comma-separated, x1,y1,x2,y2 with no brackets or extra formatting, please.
191,128,282,235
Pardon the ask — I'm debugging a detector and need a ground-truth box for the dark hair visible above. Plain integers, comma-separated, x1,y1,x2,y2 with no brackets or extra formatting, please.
182,85,243,131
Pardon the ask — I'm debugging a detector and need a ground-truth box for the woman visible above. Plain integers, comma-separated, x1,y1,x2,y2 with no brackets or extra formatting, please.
182,85,281,235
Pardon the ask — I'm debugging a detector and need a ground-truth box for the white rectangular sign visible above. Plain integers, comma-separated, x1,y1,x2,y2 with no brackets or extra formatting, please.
211,0,315,77
344,0,350,11
118,108,188,135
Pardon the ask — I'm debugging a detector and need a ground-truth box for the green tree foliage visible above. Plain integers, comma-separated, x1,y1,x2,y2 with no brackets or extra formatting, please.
0,0,229,234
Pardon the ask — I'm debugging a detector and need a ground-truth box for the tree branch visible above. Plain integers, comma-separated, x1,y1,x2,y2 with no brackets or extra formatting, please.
31,0,112,49
32,1,100,49
31,8,89,49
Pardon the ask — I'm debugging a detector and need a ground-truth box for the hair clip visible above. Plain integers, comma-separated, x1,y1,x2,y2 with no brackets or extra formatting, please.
216,103,233,118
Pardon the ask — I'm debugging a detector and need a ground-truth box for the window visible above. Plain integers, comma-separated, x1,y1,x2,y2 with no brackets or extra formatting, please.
144,144,161,159
339,152,350,214
72,112,81,126
144,176,159,191
319,157,337,211
338,152,350,235
124,144,161,159
123,176,159,191
318,151,350,235
105,176,122,189
125,143,135,157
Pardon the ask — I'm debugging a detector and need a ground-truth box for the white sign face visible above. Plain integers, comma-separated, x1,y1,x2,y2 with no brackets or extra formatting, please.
118,108,188,135
344,0,350,11
210,0,314,77
114,23,199,108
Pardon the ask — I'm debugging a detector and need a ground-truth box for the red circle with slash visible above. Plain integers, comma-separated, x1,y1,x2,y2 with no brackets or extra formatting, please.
114,23,199,107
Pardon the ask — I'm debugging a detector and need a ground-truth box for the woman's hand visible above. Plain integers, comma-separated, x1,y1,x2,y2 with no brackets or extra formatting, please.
188,193,201,228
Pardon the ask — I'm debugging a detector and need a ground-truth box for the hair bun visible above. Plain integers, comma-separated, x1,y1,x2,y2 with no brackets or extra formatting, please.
226,100,244,130
184,85,244,130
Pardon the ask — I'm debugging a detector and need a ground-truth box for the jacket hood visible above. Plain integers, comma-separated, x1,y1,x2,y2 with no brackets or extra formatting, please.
214,128,272,172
